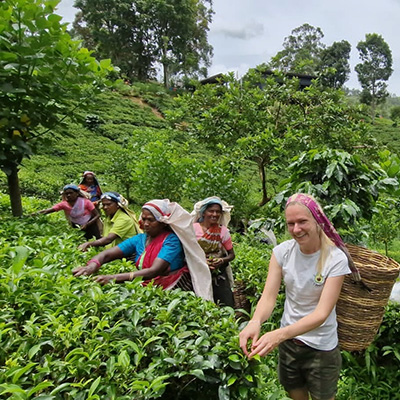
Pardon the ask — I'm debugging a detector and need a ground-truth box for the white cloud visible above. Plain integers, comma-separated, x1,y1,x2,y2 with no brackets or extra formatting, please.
212,21,264,40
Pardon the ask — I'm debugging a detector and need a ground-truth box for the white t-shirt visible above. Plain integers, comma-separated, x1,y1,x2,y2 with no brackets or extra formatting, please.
273,239,351,350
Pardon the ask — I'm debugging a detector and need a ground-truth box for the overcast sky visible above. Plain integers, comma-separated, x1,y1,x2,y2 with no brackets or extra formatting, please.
57,0,400,95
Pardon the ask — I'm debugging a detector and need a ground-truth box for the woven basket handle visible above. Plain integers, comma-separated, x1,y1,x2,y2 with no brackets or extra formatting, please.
342,245,372,291
341,246,361,281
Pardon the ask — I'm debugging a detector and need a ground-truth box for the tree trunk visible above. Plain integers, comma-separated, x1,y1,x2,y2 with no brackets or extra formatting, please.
163,62,169,88
371,97,377,124
258,161,270,206
7,166,23,217
125,183,131,203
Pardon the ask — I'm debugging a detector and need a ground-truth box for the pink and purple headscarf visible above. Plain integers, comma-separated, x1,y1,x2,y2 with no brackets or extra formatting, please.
286,193,360,281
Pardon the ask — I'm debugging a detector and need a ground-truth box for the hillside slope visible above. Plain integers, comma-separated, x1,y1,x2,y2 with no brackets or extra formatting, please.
1,83,175,203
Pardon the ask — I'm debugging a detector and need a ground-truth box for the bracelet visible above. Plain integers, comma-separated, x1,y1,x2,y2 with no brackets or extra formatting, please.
87,258,101,269
129,272,135,281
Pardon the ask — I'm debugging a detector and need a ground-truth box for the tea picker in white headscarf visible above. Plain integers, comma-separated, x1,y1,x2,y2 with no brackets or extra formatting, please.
73,199,213,301
192,196,235,306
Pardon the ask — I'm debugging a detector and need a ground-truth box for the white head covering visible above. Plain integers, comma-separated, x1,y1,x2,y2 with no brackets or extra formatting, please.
141,199,213,302
191,196,236,289
191,196,233,227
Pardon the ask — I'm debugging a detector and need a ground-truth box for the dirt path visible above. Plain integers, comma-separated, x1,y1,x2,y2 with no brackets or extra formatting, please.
128,96,164,119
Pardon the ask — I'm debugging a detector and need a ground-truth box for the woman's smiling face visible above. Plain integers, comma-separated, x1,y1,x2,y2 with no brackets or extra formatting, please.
285,203,320,253
202,203,222,226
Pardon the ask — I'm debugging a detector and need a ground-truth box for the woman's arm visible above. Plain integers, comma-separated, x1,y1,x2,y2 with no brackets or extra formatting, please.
239,253,282,356
72,246,125,276
80,207,100,230
95,257,170,285
78,232,119,251
248,274,345,358
32,207,56,216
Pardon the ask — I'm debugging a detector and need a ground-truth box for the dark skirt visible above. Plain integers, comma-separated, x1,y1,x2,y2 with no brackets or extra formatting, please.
212,269,234,307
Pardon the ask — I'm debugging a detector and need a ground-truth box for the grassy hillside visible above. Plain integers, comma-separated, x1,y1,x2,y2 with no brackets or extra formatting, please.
0,81,263,222
371,117,400,156
0,82,175,204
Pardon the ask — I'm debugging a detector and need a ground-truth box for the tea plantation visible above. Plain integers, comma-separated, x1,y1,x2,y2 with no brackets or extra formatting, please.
1,193,400,399
1,83,400,399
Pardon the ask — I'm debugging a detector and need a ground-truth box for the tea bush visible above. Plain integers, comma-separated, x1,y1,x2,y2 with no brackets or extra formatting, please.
230,230,400,400
2,194,400,399
0,200,261,399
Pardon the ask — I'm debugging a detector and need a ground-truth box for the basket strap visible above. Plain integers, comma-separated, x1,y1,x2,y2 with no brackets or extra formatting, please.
339,245,361,282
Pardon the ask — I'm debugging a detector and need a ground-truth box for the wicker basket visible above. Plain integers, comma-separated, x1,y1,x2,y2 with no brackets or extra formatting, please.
336,244,400,351
233,281,251,317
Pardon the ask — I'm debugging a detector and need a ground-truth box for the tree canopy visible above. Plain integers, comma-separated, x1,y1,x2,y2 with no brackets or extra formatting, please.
72,0,214,85
318,40,351,89
355,33,393,119
268,24,353,89
269,23,325,75
170,71,370,206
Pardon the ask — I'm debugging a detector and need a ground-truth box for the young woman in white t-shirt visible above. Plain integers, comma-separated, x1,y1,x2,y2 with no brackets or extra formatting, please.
239,193,354,400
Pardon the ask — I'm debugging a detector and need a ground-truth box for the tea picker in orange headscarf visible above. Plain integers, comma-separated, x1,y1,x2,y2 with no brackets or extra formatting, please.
78,171,102,205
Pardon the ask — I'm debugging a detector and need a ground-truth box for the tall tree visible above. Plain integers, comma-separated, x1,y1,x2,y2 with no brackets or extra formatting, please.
269,23,325,75
148,0,213,87
73,0,213,85
318,40,351,89
355,33,393,121
0,0,113,216
171,71,368,206
73,0,156,80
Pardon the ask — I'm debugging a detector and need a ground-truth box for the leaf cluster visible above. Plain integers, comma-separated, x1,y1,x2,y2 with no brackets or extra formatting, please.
338,302,400,400
270,148,399,231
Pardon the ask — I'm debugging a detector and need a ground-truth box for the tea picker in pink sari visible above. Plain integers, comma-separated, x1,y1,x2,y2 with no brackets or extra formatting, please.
33,184,101,240
191,196,236,307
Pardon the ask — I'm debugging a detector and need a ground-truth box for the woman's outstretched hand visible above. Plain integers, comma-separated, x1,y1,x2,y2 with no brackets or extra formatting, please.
95,275,114,285
239,320,261,357
72,264,98,276
78,242,91,252
246,329,284,358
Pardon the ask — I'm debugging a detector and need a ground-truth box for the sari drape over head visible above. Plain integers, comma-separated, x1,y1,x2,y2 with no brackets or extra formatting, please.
140,199,213,301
